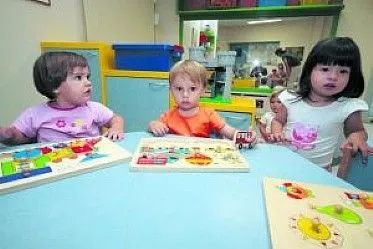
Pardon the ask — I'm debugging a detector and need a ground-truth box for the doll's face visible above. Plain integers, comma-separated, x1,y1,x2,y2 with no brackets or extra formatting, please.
270,96,283,114
54,66,92,108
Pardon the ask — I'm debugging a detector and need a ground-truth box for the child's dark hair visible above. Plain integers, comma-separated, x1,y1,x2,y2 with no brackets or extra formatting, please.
298,37,364,99
33,51,88,99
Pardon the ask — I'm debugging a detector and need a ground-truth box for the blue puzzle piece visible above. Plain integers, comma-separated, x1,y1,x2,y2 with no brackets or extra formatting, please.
80,153,108,163
0,167,52,184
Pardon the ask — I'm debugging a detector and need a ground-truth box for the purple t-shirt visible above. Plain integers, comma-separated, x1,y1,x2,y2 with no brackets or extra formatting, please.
13,101,114,143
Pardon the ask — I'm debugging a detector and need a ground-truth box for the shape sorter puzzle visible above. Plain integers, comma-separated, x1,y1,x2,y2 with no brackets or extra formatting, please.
0,137,131,194
263,177,373,249
130,137,250,172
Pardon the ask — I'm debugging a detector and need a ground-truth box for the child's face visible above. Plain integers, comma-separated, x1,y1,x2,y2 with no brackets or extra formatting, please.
171,73,204,112
310,64,350,100
270,96,282,113
54,66,91,107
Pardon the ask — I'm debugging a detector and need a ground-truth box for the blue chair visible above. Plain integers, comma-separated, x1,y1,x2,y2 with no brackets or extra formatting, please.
337,146,373,191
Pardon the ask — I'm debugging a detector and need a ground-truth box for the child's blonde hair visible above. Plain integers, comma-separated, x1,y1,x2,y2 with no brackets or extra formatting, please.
269,88,284,101
169,60,208,88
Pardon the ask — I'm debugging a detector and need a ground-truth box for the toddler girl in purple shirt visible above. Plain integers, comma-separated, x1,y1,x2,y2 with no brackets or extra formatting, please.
0,51,124,145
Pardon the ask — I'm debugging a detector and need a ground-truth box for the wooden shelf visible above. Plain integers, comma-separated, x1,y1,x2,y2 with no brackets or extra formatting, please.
179,4,344,20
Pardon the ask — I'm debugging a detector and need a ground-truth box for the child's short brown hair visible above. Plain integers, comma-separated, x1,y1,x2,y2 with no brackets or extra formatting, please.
169,60,208,88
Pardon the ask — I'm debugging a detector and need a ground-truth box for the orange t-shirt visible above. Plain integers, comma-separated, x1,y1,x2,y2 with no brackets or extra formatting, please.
159,107,226,137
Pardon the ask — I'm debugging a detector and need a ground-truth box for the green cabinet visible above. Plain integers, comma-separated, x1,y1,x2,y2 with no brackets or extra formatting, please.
106,76,169,132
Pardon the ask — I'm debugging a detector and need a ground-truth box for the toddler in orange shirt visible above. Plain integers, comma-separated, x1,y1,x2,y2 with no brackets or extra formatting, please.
148,60,256,141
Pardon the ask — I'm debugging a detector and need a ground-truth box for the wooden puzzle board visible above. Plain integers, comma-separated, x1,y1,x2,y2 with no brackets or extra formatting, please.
263,177,373,249
130,137,250,172
0,137,131,194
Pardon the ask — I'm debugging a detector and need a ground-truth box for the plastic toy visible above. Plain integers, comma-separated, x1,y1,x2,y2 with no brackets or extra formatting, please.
234,131,256,149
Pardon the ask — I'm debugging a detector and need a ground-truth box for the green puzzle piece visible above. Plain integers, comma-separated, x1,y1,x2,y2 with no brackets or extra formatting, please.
316,205,362,224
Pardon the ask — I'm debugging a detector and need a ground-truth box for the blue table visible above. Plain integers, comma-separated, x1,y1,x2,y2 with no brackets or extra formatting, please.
0,132,354,249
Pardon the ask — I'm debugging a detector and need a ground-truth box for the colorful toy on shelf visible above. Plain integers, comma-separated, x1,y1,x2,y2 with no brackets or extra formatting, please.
130,137,249,172
209,0,237,8
0,137,131,194
204,25,215,52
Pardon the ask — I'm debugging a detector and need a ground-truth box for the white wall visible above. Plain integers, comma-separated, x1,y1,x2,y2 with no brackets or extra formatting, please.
83,0,154,42
154,0,179,44
0,0,156,125
0,0,86,125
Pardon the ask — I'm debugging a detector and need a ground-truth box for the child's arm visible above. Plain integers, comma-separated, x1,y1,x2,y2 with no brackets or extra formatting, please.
269,106,288,142
269,119,285,142
256,120,271,142
0,126,30,145
219,124,237,140
148,120,169,137
103,114,124,141
343,111,373,162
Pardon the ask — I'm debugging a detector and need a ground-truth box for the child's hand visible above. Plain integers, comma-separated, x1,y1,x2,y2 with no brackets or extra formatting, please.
342,131,373,164
104,114,124,141
0,126,27,145
0,126,15,142
267,132,289,144
103,128,124,141
149,121,169,137
249,130,258,147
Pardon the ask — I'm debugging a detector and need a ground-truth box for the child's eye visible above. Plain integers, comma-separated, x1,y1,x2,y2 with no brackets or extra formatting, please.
75,76,82,80
339,69,349,74
190,87,197,92
320,67,329,72
176,87,183,92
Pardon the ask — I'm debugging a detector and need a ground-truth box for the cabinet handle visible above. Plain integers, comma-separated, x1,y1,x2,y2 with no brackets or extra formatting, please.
224,116,247,121
148,82,169,87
